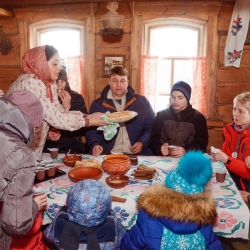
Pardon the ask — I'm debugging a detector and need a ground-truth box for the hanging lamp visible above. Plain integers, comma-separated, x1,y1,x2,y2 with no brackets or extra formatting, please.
100,1,124,35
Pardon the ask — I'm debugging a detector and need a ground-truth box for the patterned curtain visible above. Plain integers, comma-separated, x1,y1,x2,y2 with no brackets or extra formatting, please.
140,56,207,116
192,57,207,116
140,55,158,111
67,55,85,96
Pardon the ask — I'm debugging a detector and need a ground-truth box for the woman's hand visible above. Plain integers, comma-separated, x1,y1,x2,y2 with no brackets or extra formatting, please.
47,128,61,141
131,142,143,154
170,146,186,158
59,90,71,110
211,150,228,163
87,112,109,127
92,145,103,156
33,193,47,211
161,143,169,156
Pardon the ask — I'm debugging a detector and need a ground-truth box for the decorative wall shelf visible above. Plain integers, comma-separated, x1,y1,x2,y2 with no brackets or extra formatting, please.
0,8,14,18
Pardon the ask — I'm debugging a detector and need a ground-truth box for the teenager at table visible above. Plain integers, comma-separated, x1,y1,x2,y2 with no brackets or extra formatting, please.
212,92,250,192
43,66,89,154
150,81,208,158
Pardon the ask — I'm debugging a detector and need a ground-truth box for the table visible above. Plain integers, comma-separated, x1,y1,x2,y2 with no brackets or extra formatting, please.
35,153,250,239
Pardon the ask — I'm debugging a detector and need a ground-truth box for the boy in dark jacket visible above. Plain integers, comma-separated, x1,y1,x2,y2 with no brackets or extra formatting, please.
121,151,222,250
150,81,208,157
43,67,89,154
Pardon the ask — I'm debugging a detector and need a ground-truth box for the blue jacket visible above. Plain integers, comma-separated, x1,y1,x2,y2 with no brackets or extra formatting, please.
86,85,155,155
121,184,222,250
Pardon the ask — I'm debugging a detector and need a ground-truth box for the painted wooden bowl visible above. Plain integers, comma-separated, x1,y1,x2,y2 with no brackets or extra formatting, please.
102,154,131,175
68,167,103,182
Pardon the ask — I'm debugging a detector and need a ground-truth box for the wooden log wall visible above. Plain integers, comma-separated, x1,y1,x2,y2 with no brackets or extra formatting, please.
1,0,249,151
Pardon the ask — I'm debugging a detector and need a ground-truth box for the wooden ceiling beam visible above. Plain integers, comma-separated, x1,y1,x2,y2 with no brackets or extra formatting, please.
0,8,14,18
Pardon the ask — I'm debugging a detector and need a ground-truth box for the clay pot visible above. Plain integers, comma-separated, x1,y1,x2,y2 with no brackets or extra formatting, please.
48,148,59,159
124,154,138,166
102,154,131,175
215,169,227,183
46,166,56,177
36,168,46,181
62,155,82,167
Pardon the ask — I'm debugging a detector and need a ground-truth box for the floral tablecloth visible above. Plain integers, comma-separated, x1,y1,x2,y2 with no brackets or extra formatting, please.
35,153,250,239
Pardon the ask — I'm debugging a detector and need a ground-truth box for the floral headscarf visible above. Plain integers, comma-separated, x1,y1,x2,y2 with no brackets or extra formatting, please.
22,46,54,101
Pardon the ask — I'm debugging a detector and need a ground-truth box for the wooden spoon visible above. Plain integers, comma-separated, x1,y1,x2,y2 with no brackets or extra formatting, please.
111,196,127,203
65,153,69,160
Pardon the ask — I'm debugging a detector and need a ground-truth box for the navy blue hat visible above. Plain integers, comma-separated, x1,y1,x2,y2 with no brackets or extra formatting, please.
171,81,192,101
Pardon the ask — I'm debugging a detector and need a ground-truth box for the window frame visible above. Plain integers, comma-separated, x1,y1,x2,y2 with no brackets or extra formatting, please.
143,17,207,57
29,19,85,55
142,17,207,111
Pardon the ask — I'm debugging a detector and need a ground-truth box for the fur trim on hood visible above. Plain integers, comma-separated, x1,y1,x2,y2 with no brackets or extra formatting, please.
137,183,217,226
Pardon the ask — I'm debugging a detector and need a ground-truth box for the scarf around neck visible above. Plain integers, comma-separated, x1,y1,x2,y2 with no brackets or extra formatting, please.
22,46,54,101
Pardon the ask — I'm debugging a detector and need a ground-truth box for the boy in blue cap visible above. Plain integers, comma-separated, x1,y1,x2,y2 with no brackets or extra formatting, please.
43,179,126,250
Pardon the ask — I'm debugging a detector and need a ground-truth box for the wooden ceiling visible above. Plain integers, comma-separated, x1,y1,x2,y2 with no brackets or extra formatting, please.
0,0,236,9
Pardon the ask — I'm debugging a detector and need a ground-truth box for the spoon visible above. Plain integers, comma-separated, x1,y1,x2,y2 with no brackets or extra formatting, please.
65,153,69,160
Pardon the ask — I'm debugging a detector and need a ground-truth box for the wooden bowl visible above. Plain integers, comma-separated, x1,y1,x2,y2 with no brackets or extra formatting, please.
62,155,82,167
106,175,129,189
68,167,103,183
102,154,131,175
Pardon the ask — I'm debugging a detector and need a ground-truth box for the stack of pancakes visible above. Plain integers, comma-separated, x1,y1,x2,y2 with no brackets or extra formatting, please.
131,164,156,180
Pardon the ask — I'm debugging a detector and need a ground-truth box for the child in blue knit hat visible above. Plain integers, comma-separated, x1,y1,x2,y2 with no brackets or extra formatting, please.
43,179,126,250
121,151,222,250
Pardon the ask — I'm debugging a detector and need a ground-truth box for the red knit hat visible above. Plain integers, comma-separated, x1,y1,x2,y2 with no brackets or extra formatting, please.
6,90,43,127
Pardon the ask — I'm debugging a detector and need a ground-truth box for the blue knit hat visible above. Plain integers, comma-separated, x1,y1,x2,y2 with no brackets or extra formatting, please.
66,179,111,227
165,151,212,194
171,81,192,101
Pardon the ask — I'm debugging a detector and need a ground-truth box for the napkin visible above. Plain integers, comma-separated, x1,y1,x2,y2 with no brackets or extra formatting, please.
97,113,120,141
211,146,220,154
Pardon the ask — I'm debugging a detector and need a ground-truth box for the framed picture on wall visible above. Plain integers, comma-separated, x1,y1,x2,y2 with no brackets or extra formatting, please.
102,55,125,77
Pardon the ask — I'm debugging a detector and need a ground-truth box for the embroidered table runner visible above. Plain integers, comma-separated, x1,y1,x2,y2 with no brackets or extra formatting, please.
36,153,249,239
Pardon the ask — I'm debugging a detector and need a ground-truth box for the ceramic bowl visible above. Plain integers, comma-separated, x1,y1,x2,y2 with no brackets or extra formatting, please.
62,155,82,167
68,167,103,182
105,175,129,189
102,154,131,175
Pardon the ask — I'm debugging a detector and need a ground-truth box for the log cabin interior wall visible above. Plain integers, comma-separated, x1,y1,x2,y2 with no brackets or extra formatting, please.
0,0,249,151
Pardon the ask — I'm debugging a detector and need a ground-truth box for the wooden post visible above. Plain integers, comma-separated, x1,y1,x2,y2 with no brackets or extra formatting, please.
85,15,96,110
18,21,28,73
130,15,142,94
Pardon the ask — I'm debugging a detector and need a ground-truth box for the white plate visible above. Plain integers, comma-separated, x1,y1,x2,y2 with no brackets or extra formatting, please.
106,111,138,123
128,168,159,181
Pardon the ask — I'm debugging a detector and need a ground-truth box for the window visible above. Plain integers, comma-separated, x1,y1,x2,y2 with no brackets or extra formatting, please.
30,20,84,66
143,18,207,112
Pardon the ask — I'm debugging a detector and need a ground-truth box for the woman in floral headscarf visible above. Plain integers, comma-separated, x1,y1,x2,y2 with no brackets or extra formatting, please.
6,45,107,160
